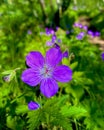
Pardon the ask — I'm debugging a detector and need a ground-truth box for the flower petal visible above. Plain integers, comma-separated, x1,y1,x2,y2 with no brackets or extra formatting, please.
26,51,44,68
21,68,41,86
45,48,62,67
53,65,72,82
40,78,58,98
28,101,40,110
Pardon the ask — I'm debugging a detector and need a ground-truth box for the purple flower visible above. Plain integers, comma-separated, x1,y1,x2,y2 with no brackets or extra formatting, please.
45,28,50,35
56,26,59,31
78,24,83,29
46,35,57,47
28,101,40,110
46,35,61,47
63,51,69,58
87,30,94,37
27,30,32,35
83,25,88,30
2,75,11,82
76,32,85,40
73,23,80,27
101,52,104,60
76,35,83,40
45,28,55,35
94,31,100,37
73,23,82,28
57,39,62,43
80,32,85,36
21,48,72,98
66,30,70,35
51,35,57,43
46,41,53,46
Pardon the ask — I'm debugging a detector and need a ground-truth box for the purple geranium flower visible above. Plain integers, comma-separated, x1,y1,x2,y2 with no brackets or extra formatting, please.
66,30,70,35
83,25,88,30
45,28,55,36
73,23,83,28
28,101,40,110
21,48,72,98
46,41,53,46
73,22,80,27
76,32,85,40
63,51,69,58
46,35,61,47
27,30,32,35
94,31,100,37
57,39,62,43
51,35,57,43
87,30,95,37
101,52,104,60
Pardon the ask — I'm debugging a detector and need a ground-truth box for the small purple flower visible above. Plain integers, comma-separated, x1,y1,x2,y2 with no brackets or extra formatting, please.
2,75,11,82
94,31,100,37
101,52,104,60
66,30,70,35
27,30,32,35
45,28,55,35
83,25,88,30
63,51,69,58
21,48,72,98
45,28,50,35
50,29,55,35
76,32,85,40
73,23,79,27
56,26,59,31
87,30,94,37
46,35,61,47
78,24,83,29
80,32,85,36
28,101,40,110
46,41,53,46
73,23,82,28
76,35,82,40
51,35,57,43
57,39,62,43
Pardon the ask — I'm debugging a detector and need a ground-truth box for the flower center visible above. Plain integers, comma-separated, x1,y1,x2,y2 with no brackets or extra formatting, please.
40,64,53,78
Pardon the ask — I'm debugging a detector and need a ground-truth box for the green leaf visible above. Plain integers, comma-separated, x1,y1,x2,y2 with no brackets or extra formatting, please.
16,105,28,115
61,105,88,118
70,62,78,70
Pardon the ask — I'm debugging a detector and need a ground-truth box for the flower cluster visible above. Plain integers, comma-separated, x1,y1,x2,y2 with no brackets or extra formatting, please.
73,22,100,40
45,27,61,46
74,23,88,30
46,34,61,46
87,30,100,37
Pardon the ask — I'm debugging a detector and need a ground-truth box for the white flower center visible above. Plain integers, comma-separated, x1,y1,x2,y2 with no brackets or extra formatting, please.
40,64,53,78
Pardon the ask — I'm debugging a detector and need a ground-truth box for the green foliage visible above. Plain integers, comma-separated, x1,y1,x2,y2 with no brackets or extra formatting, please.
27,96,72,130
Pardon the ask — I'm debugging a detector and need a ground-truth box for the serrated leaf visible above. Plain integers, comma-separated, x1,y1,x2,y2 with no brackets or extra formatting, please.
16,105,28,114
27,109,41,130
61,105,88,118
